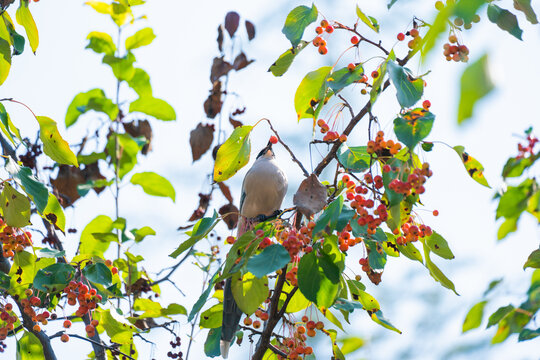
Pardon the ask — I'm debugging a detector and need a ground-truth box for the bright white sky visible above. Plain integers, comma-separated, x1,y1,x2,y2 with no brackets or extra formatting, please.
1,0,539,359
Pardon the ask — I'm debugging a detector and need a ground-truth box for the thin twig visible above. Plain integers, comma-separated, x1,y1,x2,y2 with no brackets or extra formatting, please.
49,332,135,360
261,118,310,177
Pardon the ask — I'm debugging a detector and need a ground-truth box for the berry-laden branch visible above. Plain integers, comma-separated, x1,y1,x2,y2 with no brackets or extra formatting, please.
15,300,57,360
49,332,135,360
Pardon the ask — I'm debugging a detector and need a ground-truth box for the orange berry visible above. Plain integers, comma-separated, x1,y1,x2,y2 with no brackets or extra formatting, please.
104,259,112,267
24,289,33,297
315,26,323,34
297,325,306,334
433,210,439,216
33,324,41,332
315,321,324,330
318,46,328,55
410,28,419,38
325,25,334,33
350,36,359,44
63,320,72,329
253,320,261,329
347,63,355,72
260,312,269,321
244,317,253,326
91,319,99,327
85,324,95,334
422,100,431,110
320,20,329,28
371,70,379,78
307,329,316,337
61,334,70,343
339,134,347,142
301,315,309,323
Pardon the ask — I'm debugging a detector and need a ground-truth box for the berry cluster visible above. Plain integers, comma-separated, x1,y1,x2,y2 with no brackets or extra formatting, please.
243,308,269,330
516,134,538,159
395,220,433,245
63,281,102,318
0,303,16,340
0,220,33,259
313,20,334,55
388,163,433,196
274,316,319,359
316,119,347,142
104,259,118,275
276,224,313,258
367,131,402,156
343,175,387,236
403,28,422,50
166,336,183,359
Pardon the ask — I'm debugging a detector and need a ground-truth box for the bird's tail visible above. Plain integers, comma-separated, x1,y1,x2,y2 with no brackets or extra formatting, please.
220,278,243,358
220,340,231,359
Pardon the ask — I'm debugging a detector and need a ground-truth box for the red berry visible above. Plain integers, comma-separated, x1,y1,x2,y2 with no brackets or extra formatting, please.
433,210,439,216
422,100,431,110
318,46,328,55
315,26,323,34
269,135,278,144
347,63,355,71
61,334,70,343
371,70,379,79
383,164,391,173
350,36,359,44
325,25,334,33
320,20,329,28
63,320,72,329
397,32,405,41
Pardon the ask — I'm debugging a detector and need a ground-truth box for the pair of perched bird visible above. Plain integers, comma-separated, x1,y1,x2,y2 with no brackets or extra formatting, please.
220,140,288,358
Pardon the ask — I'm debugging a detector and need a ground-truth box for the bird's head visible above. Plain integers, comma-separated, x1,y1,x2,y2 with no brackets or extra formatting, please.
256,141,275,160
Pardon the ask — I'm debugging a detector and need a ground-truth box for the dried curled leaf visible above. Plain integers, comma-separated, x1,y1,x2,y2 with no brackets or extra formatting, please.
229,117,243,128
233,52,254,71
216,25,224,52
189,123,215,162
210,56,232,82
188,193,211,222
219,203,239,230
245,20,256,40
293,174,327,218
203,81,223,119
224,11,240,37
218,182,233,203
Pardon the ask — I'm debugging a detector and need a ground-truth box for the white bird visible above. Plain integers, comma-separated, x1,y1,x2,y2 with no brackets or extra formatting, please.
220,141,288,359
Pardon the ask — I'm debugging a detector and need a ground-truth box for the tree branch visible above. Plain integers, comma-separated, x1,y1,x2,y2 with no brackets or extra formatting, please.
49,332,135,360
15,300,57,360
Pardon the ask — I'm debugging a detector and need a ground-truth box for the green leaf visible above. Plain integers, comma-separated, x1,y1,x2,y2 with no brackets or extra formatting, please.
16,331,44,360
246,244,291,278
313,197,343,236
65,88,118,127
393,108,434,150
125,27,156,50
356,290,380,312
497,217,518,240
319,306,343,331
129,96,176,121
80,215,114,257
326,64,365,93
502,155,539,179
231,272,268,315
33,263,75,292
356,5,379,32
423,244,459,295
85,1,112,14
294,66,332,120
370,50,395,105
269,41,309,77
337,144,370,172
132,226,155,242
278,281,310,313
453,145,490,187
397,241,423,263
524,249,540,269
366,240,387,270
170,211,219,258
5,157,48,212
16,1,38,53
35,248,65,258
103,52,136,81
426,231,454,259
43,193,66,232
297,251,321,303
514,0,538,24
86,31,116,56
484,278,504,296
0,15,12,85
387,0,399,9
317,272,339,308
518,328,540,341
213,125,252,182
36,116,78,166
463,300,488,333
339,336,365,355
204,327,222,358
487,305,514,328
387,61,424,108
370,310,402,334
0,272,11,290
83,263,112,287
106,133,143,179
200,303,223,328
130,172,175,201
127,68,152,97
0,183,31,227
458,54,495,124
282,4,318,47
99,309,137,344
0,102,22,145
487,4,523,40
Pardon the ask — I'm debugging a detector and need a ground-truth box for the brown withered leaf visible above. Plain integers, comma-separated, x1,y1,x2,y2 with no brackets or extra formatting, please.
188,193,211,222
210,56,233,82
124,120,153,155
229,117,243,129
232,107,246,116
0,0,14,9
367,269,382,285
218,182,233,203
83,163,107,194
204,81,223,119
189,123,215,162
245,20,256,40
219,203,239,230
233,52,254,71
134,317,158,330
293,174,327,218
51,165,85,207
224,11,240,37
217,24,224,52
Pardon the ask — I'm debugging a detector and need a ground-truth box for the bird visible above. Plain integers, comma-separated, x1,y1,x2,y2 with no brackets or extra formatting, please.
220,140,288,359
